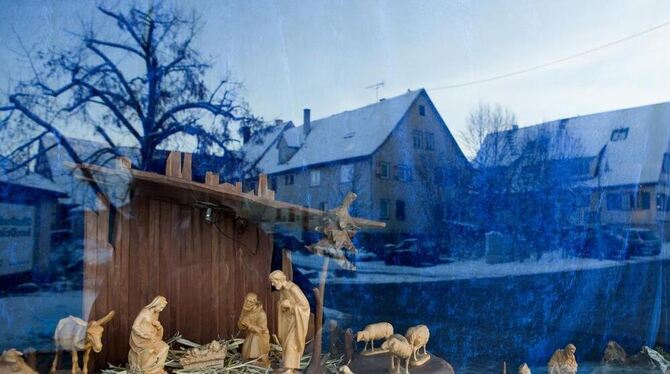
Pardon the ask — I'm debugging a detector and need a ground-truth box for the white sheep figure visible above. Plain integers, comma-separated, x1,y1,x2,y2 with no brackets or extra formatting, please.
381,334,414,374
338,365,355,374
355,322,394,353
404,325,430,361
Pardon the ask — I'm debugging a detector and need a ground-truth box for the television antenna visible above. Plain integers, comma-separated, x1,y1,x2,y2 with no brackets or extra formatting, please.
365,81,385,101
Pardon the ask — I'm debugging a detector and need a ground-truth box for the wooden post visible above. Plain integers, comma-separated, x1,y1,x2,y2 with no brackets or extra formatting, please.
181,153,192,181
205,171,219,186
344,328,354,365
165,151,182,178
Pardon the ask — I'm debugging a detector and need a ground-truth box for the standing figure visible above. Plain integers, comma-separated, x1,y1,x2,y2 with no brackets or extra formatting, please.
51,311,115,374
128,296,169,374
269,270,310,373
547,344,577,374
237,292,271,367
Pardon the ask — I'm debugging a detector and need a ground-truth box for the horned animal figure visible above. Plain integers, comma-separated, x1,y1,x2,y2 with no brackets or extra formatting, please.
355,322,394,353
51,311,115,374
381,334,414,374
0,349,36,374
404,325,430,361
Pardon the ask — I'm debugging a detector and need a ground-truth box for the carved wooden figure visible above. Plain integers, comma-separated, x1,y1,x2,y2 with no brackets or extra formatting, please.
237,292,270,367
1,349,36,374
355,322,394,356
518,363,532,374
547,344,577,374
404,325,430,366
179,340,227,370
381,335,413,374
270,270,310,373
307,192,360,270
50,311,115,374
128,296,169,374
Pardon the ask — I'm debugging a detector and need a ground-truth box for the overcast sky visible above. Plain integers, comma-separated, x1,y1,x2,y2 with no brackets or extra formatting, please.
1,0,670,150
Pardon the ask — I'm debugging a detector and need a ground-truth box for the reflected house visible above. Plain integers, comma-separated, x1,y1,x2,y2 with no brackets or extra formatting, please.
0,160,65,285
242,89,471,248
476,102,670,242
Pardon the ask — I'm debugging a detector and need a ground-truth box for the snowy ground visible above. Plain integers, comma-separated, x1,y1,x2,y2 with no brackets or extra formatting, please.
292,245,670,285
0,290,81,351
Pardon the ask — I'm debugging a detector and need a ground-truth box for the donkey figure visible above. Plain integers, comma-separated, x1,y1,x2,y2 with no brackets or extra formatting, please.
51,311,115,374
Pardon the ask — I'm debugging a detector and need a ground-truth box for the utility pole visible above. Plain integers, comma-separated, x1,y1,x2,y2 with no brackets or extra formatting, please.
365,81,384,101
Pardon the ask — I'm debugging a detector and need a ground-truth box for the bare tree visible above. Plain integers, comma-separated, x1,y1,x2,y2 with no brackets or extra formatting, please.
460,102,516,165
0,3,260,175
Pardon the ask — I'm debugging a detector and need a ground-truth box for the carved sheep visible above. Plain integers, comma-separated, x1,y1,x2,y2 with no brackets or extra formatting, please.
338,365,355,374
381,334,413,374
0,349,36,374
404,325,429,361
355,322,394,352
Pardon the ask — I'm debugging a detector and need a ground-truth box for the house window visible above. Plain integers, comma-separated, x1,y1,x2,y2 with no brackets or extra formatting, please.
413,130,423,149
340,164,354,183
419,105,426,116
319,202,328,211
284,174,294,185
377,161,390,179
606,193,621,210
379,199,390,219
632,191,650,210
310,170,321,187
610,128,629,141
270,177,277,190
425,132,435,150
394,164,412,182
396,200,406,220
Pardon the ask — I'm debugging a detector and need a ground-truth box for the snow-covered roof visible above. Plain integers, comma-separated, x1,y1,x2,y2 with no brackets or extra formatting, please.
256,89,424,174
240,121,293,173
476,101,670,187
0,167,64,195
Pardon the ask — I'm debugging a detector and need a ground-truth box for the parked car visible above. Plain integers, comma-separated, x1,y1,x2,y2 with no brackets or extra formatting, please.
578,228,630,260
383,239,439,266
619,228,661,256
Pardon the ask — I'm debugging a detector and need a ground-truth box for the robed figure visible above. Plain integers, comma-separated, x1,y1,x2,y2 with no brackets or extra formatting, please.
128,296,169,374
237,292,271,367
269,270,310,372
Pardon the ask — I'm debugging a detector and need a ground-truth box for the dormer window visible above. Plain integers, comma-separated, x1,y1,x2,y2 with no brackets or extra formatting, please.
610,128,629,141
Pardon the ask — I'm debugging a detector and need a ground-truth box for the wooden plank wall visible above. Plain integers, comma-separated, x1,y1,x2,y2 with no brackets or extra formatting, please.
82,153,279,369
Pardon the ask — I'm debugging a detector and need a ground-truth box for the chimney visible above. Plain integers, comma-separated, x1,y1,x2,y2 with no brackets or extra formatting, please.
511,124,519,131
275,119,283,127
303,108,311,136
240,126,251,144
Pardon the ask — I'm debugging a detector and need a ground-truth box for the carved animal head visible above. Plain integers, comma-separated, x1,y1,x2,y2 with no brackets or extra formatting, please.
354,331,368,342
86,311,115,353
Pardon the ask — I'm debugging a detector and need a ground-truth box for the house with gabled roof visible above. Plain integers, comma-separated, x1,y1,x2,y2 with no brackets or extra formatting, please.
476,101,670,241
243,89,471,246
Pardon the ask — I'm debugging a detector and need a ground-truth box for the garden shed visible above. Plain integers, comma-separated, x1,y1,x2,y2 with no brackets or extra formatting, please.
75,151,383,368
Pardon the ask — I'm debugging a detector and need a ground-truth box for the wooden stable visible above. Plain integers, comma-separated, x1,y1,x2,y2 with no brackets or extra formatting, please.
77,152,383,369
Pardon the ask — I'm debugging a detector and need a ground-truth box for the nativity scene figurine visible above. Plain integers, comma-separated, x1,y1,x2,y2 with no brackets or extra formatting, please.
237,292,271,367
269,270,310,373
128,296,169,374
